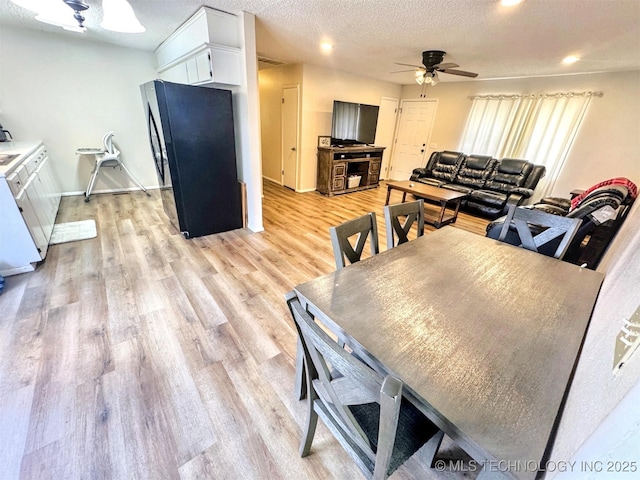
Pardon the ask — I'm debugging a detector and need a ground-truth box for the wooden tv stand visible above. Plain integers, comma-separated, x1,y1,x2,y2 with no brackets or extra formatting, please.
316,145,385,196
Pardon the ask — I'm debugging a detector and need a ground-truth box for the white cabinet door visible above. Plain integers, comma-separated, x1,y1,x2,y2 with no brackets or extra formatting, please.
15,182,48,258
161,62,189,84
186,56,198,84
37,153,62,216
209,46,240,85
195,50,213,82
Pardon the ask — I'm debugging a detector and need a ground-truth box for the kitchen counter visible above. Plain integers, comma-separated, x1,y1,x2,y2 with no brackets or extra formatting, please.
0,141,43,177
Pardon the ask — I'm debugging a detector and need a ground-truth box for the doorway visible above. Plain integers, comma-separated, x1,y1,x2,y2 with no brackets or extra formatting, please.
389,99,437,180
281,85,299,190
374,97,399,180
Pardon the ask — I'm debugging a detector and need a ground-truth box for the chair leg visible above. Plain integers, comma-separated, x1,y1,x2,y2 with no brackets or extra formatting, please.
295,338,307,400
424,429,445,468
299,400,318,457
85,162,100,202
119,162,150,196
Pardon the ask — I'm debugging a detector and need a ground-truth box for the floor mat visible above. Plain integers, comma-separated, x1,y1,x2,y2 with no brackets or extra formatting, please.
50,220,97,245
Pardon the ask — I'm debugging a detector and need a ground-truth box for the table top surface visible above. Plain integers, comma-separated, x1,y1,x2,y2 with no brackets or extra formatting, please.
294,227,604,479
387,180,467,201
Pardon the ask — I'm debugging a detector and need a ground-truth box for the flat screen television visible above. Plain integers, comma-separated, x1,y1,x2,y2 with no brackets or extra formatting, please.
330,100,379,146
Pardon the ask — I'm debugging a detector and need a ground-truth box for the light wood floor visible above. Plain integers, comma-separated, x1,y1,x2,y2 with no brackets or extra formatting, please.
0,180,489,480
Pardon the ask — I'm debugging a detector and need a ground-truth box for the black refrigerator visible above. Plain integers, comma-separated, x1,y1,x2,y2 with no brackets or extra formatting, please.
140,80,243,238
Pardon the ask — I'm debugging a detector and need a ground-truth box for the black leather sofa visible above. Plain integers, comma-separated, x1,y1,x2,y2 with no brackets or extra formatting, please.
485,178,637,269
410,151,546,219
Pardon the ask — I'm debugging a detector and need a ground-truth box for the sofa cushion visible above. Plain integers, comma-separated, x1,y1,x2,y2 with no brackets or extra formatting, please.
485,158,533,192
442,183,475,195
415,177,447,187
469,189,508,207
430,151,464,182
466,200,503,218
454,155,496,189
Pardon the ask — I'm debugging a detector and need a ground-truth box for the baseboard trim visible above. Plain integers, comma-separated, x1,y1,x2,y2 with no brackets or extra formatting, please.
61,186,158,197
1,264,36,277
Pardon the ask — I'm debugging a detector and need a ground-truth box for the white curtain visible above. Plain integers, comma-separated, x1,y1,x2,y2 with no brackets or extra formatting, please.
459,91,596,201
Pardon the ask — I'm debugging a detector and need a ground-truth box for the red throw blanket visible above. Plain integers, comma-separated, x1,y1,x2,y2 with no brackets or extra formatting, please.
571,177,638,211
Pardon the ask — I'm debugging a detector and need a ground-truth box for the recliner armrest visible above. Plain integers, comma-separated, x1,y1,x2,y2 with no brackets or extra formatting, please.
539,197,571,210
502,193,526,215
511,187,534,198
412,167,428,177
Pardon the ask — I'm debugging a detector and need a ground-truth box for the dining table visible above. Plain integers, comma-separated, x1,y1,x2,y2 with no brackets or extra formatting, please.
292,226,604,479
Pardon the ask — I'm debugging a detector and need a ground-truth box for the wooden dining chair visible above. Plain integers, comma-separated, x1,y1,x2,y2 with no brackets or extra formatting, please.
329,212,379,269
383,200,425,249
289,297,440,480
498,205,581,260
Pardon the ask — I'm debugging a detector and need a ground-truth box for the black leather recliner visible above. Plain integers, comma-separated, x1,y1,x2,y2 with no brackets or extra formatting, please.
467,159,545,218
411,151,464,187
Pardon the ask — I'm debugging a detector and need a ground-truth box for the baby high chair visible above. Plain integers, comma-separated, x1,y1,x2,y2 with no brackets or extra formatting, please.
80,131,148,202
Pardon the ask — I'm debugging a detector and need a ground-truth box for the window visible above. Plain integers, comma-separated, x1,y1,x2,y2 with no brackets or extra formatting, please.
459,91,597,201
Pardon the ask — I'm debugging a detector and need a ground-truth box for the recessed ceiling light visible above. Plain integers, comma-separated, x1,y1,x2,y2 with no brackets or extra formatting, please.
321,42,333,53
562,55,580,65
501,0,524,6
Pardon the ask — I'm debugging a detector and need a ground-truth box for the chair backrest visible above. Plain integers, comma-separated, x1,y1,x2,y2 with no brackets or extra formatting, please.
453,155,496,188
429,151,465,182
485,158,533,191
330,212,379,269
288,297,402,479
383,200,425,250
102,131,119,156
498,205,581,259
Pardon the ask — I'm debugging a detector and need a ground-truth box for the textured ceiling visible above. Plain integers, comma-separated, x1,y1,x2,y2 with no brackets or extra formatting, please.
1,0,639,84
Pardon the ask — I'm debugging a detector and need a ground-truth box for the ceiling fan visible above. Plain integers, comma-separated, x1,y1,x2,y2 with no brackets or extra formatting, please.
394,50,478,85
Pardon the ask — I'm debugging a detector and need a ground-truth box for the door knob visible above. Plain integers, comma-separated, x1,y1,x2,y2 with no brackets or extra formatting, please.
291,147,296,151
420,149,425,154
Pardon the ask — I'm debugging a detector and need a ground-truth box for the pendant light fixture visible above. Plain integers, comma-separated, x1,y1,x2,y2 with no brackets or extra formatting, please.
62,0,89,28
9,0,145,33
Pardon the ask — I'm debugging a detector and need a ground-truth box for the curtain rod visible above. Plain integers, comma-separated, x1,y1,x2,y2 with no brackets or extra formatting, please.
468,91,604,100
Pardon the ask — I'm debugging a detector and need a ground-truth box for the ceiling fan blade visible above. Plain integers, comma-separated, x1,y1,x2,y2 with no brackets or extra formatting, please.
390,69,418,74
439,68,478,78
434,62,459,69
394,62,424,68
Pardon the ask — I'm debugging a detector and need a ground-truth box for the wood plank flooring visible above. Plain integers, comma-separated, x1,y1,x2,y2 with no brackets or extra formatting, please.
0,180,489,479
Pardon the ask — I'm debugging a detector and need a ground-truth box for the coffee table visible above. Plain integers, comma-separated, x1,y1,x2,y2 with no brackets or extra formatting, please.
385,180,467,228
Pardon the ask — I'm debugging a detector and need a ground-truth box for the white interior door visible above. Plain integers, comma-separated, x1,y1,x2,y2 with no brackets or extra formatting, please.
374,97,399,180
389,99,437,180
281,86,299,189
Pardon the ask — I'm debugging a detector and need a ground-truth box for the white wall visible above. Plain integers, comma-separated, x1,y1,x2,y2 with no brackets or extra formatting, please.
232,12,263,232
258,63,401,192
299,64,402,191
258,64,303,184
0,25,159,195
400,71,640,197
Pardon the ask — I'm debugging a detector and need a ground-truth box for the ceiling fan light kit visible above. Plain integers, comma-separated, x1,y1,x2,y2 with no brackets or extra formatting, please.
394,50,478,86
10,0,145,33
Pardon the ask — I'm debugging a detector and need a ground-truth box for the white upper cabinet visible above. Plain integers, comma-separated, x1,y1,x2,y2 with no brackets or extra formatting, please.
155,7,241,86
